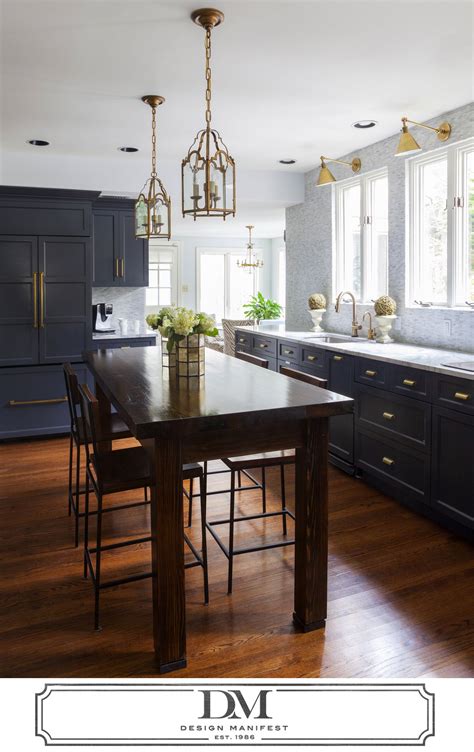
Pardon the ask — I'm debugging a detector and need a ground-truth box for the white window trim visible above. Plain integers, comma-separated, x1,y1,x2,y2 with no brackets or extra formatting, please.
196,247,260,321
333,166,388,303
406,137,474,309
146,240,182,315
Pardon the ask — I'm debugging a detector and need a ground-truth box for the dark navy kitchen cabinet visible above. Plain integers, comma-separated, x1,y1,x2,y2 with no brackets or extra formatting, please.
327,352,355,467
432,406,474,529
0,236,39,366
92,199,148,287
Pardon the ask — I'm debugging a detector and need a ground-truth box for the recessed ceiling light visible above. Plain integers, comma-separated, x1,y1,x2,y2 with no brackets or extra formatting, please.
352,120,378,129
279,158,296,165
28,139,50,146
118,146,139,153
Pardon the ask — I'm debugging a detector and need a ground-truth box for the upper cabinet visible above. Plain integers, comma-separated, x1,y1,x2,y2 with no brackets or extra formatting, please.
92,199,148,287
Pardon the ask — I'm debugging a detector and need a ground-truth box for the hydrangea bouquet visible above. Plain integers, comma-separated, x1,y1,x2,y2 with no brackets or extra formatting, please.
146,307,218,353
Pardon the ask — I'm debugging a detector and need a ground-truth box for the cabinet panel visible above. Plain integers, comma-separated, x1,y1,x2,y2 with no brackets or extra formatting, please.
328,352,354,464
389,364,432,401
434,374,474,416
235,331,252,351
432,407,474,528
92,210,119,287
355,357,388,388
356,385,431,451
0,363,89,439
252,334,277,356
38,237,91,363
0,236,39,366
119,212,149,287
0,199,91,236
300,344,327,375
278,339,300,363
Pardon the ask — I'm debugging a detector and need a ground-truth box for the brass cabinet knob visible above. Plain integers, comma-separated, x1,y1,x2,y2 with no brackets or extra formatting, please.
454,391,470,401
307,355,317,361
382,456,395,466
333,355,343,361
382,411,395,420
365,369,377,377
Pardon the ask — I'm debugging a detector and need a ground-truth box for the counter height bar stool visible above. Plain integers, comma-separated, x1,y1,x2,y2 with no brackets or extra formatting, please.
63,363,132,547
78,384,208,631
206,355,328,594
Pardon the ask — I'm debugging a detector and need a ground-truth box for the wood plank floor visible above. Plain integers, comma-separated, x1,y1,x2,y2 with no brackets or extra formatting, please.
0,436,473,678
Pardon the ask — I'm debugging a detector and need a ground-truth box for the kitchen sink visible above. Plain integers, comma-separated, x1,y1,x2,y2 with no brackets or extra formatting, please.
303,334,369,343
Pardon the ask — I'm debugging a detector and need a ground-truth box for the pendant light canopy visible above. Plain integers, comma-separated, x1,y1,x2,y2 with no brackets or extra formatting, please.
395,116,452,157
135,95,171,240
237,225,263,271
181,8,236,221
316,155,361,186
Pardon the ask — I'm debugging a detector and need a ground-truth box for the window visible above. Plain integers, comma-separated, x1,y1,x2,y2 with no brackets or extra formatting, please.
278,246,286,312
334,169,388,302
146,243,178,314
408,139,474,306
197,248,259,323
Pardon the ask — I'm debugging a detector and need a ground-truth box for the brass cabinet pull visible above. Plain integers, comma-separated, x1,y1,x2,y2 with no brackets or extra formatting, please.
115,258,120,278
120,257,125,278
382,456,395,466
238,337,245,343
307,354,317,361
259,343,268,348
8,396,68,407
365,369,377,377
39,271,45,328
283,349,294,355
333,355,343,361
403,378,416,387
33,272,38,328
454,391,470,401
383,411,395,420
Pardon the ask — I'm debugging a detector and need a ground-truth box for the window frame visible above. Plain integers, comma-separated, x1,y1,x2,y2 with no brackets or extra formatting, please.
407,137,474,308
196,247,260,323
333,166,389,303
145,241,181,315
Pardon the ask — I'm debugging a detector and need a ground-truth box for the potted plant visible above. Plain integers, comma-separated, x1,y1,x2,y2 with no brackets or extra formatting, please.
307,293,327,332
146,307,218,375
243,292,282,324
373,295,397,343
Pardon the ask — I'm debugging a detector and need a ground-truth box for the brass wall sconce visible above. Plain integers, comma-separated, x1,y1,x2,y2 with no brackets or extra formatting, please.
316,155,362,186
395,116,452,157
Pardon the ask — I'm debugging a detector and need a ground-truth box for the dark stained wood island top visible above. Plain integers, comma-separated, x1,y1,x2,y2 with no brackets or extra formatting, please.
85,346,353,673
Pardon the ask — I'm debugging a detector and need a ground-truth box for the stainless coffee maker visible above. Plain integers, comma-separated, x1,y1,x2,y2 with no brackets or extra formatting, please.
92,303,115,333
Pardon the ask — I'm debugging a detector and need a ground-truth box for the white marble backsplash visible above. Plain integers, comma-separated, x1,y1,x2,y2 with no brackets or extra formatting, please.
92,287,148,333
285,102,474,354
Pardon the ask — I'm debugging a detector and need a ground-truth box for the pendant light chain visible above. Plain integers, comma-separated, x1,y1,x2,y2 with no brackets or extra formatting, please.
151,105,157,178
205,27,212,127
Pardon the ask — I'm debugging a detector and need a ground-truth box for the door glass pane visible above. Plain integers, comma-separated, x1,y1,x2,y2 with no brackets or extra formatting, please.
419,157,448,302
146,287,158,307
200,253,225,322
367,175,388,299
158,288,171,306
341,183,361,299
228,261,256,319
159,268,171,288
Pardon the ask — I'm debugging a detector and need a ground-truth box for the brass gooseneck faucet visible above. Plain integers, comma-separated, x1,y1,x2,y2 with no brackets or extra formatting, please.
335,290,362,337
362,310,376,340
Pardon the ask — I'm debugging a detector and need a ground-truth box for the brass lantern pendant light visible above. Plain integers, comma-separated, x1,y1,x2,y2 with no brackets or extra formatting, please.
135,95,171,240
182,8,236,221
237,225,263,271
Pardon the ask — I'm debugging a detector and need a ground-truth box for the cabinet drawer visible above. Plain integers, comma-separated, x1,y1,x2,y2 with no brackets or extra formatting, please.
252,334,277,356
356,429,430,504
389,365,431,400
278,339,300,363
235,331,252,351
356,385,431,451
434,374,474,415
0,363,89,440
355,357,388,388
300,345,327,374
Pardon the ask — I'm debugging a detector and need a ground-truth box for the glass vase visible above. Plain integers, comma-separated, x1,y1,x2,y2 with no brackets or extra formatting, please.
176,334,205,378
160,336,176,368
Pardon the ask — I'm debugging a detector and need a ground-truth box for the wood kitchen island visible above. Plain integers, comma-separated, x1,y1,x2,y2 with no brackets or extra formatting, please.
84,347,353,673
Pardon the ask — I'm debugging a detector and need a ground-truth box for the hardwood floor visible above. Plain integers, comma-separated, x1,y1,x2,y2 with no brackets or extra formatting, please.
0,436,473,678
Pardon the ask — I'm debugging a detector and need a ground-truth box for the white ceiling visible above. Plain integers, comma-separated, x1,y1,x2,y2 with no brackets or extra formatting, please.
1,0,472,237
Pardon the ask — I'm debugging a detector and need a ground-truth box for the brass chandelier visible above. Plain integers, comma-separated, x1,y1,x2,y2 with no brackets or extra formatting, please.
181,8,236,221
135,95,171,240
237,225,263,271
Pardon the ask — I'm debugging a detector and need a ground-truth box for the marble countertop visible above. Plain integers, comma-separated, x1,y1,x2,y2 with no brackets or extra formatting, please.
235,324,474,380
92,331,156,340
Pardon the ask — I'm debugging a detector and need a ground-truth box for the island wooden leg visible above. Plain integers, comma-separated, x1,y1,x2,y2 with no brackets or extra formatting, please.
150,437,186,673
293,416,329,632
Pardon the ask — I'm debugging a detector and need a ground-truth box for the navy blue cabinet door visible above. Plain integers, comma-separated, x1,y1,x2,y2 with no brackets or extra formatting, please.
38,236,92,363
92,210,120,287
119,212,149,287
328,352,354,465
0,236,40,366
432,406,474,529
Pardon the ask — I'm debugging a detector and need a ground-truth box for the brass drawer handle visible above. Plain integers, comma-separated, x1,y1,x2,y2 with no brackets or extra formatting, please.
333,355,343,361
403,379,416,387
33,272,38,329
382,456,395,466
259,343,268,348
454,391,470,401
8,396,68,407
115,258,120,278
238,337,245,343
283,349,294,355
39,271,45,328
383,411,395,421
365,369,377,377
307,354,317,361
120,257,125,278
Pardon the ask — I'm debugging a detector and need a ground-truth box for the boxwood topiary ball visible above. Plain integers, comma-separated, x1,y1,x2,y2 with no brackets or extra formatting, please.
374,295,397,316
308,293,327,310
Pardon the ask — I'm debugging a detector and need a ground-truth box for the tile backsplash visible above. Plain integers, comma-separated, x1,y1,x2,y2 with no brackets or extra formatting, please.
92,287,148,333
